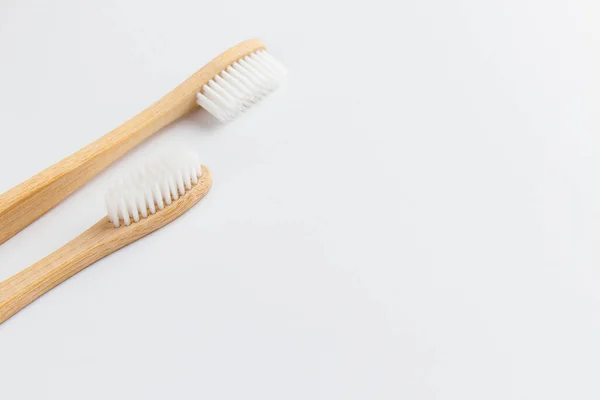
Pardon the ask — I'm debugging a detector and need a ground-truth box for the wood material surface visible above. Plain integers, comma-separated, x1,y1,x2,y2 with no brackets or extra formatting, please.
0,166,212,324
0,38,265,245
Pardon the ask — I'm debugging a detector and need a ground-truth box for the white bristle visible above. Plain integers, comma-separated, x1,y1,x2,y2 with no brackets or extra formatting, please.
196,49,287,122
106,150,203,228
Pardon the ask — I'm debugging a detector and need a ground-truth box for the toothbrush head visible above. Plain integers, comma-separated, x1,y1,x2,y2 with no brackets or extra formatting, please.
169,38,286,123
106,150,211,229
195,47,287,122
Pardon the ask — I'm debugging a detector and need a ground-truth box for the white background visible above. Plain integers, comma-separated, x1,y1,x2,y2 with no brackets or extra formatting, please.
0,0,599,398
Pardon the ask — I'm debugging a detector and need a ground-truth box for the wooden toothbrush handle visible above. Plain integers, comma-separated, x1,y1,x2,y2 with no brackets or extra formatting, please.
0,219,117,324
0,166,213,324
0,38,265,246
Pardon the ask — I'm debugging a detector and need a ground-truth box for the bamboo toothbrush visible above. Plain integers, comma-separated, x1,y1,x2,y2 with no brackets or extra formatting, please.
0,38,285,245
0,150,212,324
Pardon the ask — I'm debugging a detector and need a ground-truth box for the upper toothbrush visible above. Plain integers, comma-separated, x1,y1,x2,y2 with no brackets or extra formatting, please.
0,38,286,245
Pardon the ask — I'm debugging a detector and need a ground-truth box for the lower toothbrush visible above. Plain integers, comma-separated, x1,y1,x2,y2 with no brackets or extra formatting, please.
0,150,212,324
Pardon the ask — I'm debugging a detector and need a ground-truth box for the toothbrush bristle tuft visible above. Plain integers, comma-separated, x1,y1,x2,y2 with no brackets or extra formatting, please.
196,49,287,122
106,151,202,228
